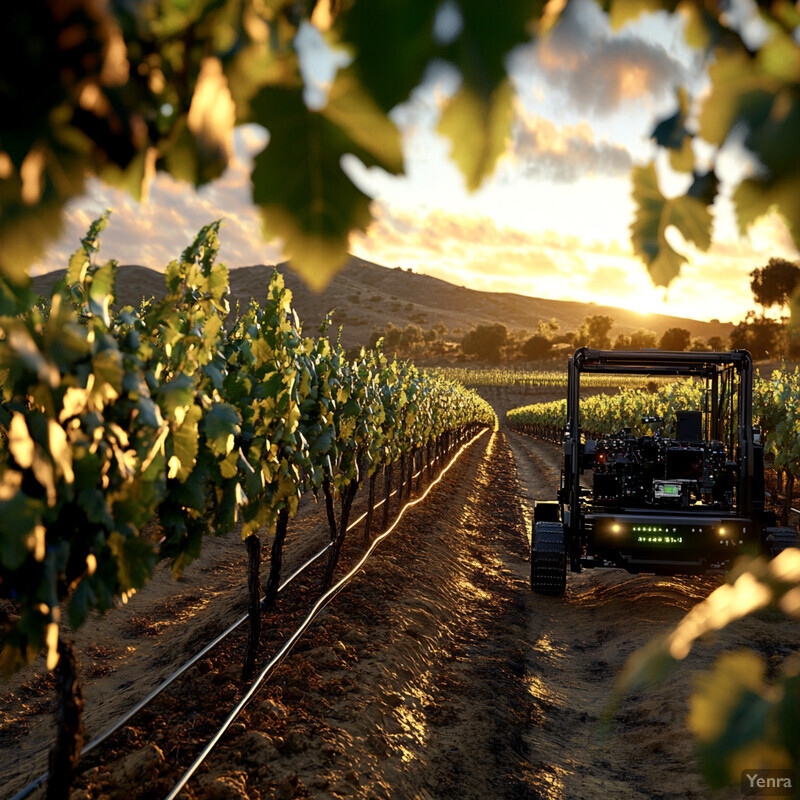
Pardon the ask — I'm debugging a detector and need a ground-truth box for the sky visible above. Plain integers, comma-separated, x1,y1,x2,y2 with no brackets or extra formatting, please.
33,0,800,325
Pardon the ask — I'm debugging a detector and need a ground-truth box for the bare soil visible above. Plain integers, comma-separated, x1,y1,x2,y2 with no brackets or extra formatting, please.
3,388,800,800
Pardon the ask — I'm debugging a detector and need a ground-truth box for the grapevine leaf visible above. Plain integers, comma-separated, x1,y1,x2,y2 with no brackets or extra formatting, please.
251,82,400,290
630,162,713,286
78,488,115,528
669,137,694,173
203,403,241,457
0,492,43,570
107,531,157,591
171,404,203,482
687,169,719,206
436,0,541,190
652,88,692,155
92,349,124,398
170,467,207,511
321,67,404,177
437,80,514,192
157,374,196,419
337,0,439,113
8,413,34,469
688,651,775,788
606,0,667,29
69,579,97,630
78,212,110,261
47,420,74,483
451,0,544,90
0,277,37,316
698,48,777,149
733,175,800,250
86,261,117,326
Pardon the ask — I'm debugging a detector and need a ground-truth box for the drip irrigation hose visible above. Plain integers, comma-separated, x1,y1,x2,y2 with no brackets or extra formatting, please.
163,429,488,800
8,441,458,800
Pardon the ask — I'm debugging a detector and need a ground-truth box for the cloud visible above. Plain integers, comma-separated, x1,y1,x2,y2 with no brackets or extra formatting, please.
512,110,632,182
584,265,639,297
350,203,795,323
351,205,636,300
518,0,688,115
32,127,281,276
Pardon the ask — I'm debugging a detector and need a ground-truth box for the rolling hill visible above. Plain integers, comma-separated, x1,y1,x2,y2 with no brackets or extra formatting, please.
31,255,734,350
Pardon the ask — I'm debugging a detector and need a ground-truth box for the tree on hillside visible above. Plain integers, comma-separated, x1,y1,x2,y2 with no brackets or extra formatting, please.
461,323,508,361
729,312,782,360
613,333,631,349
629,329,658,349
576,315,614,349
750,258,800,315
707,335,726,351
536,318,560,337
522,333,553,360
659,327,691,350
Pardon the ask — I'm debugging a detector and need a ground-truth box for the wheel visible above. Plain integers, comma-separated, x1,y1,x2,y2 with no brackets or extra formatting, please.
765,527,800,558
531,521,567,596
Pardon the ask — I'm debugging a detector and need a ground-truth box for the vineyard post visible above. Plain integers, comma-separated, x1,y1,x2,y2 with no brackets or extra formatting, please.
242,533,262,680
415,447,422,493
382,462,392,530
363,468,377,545
262,507,290,614
47,638,85,800
426,440,433,481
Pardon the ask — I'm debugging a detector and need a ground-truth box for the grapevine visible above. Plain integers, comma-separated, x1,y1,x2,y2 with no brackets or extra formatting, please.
0,217,495,794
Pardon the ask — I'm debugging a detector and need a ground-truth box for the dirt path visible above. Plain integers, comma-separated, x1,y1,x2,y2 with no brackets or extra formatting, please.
4,393,800,799
497,401,800,800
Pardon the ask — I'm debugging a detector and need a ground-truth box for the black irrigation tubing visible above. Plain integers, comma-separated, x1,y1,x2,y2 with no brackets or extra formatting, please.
8,444,453,800
164,428,488,800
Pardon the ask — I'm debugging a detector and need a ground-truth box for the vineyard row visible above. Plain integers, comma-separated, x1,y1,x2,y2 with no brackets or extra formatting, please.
0,218,495,793
425,366,672,389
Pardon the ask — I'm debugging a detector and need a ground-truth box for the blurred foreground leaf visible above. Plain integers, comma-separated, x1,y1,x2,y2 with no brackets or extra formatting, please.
630,162,712,287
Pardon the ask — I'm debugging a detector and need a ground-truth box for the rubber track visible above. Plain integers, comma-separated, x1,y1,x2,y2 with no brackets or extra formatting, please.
531,521,566,596
766,527,800,557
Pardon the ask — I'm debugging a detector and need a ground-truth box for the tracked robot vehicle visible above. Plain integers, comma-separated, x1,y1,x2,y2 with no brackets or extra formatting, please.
531,348,796,596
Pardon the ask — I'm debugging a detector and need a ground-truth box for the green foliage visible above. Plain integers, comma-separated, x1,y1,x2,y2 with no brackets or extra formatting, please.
730,312,783,360
750,257,800,313
2,0,800,313
576,315,615,350
659,326,691,350
0,217,495,676
630,163,713,287
250,76,403,289
461,323,508,361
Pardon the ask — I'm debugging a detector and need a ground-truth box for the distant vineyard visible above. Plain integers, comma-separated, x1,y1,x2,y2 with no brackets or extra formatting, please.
425,366,670,389
506,372,800,517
